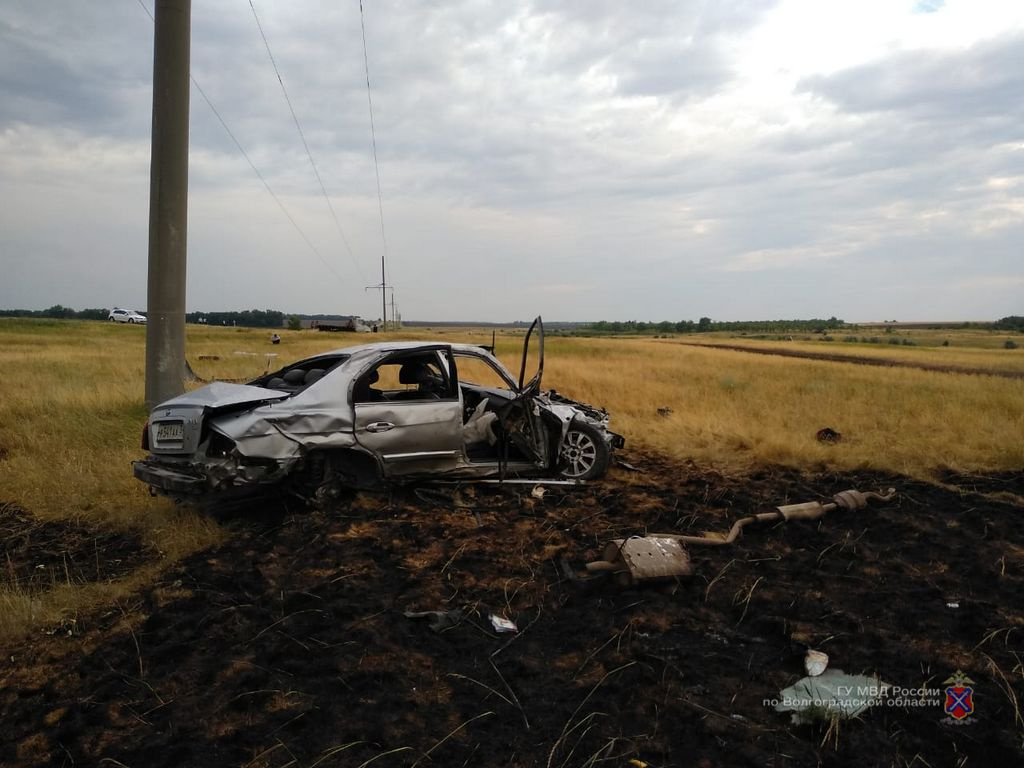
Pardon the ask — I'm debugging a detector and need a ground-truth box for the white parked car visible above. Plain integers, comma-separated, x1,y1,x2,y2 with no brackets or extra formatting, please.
109,308,147,324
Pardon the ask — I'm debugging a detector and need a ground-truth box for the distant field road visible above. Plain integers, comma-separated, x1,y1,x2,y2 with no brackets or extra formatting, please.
676,341,1024,380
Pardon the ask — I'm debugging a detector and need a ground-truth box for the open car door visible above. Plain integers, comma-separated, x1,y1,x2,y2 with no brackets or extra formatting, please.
517,316,544,394
505,317,548,467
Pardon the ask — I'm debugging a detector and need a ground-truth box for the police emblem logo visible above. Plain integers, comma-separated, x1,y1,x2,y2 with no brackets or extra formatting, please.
943,671,975,722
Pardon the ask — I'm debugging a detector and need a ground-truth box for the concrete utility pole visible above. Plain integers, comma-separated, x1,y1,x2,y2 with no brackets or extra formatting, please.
380,259,387,331
145,0,191,408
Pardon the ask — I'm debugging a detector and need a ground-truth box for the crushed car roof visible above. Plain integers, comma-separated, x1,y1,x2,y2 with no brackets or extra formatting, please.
305,341,501,361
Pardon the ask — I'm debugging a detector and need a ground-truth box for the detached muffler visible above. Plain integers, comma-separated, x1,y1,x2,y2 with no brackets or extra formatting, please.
585,536,694,586
575,487,896,586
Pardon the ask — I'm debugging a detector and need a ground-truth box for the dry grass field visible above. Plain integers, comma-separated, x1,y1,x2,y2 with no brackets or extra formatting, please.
678,329,1024,375
1,318,1022,638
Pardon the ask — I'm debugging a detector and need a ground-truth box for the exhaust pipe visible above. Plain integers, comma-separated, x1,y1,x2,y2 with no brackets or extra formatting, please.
579,488,896,585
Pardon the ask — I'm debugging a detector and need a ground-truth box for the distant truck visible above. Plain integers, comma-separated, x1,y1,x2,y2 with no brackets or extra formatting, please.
312,317,370,333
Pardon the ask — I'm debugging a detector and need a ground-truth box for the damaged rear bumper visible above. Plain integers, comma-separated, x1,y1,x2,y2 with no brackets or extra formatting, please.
133,459,210,495
133,455,290,501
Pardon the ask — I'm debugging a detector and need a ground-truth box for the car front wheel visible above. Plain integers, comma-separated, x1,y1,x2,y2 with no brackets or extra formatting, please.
559,421,610,480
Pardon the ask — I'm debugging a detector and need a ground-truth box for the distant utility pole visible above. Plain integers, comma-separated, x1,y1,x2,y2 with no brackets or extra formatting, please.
145,0,191,408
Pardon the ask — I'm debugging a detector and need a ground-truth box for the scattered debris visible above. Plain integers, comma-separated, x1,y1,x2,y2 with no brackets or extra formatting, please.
657,407,674,417
433,478,586,486
668,488,896,548
567,487,896,588
403,607,465,633
43,618,78,637
584,536,693,585
4,465,1023,767
805,650,829,677
775,670,889,724
197,355,220,361
816,427,842,443
530,485,546,500
614,457,644,472
488,614,518,633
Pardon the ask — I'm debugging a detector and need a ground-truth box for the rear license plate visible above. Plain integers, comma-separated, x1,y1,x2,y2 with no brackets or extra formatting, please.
156,422,184,441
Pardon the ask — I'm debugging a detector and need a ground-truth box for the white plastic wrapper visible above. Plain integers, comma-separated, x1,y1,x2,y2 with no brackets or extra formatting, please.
489,614,518,633
804,650,829,677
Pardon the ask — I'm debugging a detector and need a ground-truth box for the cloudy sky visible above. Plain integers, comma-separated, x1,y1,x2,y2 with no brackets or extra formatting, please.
1,0,1022,322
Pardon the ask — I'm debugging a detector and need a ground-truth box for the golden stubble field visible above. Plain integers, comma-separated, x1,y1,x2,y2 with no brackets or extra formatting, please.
1,317,1022,636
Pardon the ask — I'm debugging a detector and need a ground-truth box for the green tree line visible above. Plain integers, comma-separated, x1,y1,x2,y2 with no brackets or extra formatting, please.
0,306,284,328
582,317,846,334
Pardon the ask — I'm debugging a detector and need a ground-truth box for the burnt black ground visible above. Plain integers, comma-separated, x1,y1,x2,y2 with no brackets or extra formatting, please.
0,502,155,593
2,455,1023,767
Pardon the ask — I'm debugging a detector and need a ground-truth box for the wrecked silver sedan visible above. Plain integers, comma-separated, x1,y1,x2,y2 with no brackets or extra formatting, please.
133,319,624,506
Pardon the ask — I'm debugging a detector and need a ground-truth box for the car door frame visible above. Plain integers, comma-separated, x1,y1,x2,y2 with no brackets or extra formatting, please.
352,346,464,478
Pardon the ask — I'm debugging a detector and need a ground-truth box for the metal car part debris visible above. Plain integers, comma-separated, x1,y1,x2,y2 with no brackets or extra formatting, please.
574,487,897,585
584,537,694,586
664,488,896,548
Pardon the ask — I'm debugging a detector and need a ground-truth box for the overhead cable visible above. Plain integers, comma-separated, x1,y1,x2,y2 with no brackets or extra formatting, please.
359,0,391,288
248,0,367,283
134,0,351,287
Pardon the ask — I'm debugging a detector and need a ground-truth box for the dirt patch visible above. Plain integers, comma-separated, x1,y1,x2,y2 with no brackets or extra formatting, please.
0,502,156,593
1,457,1023,766
679,341,1024,380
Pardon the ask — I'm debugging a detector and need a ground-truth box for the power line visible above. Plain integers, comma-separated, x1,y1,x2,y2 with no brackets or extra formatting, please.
359,0,392,328
134,0,352,288
248,0,367,284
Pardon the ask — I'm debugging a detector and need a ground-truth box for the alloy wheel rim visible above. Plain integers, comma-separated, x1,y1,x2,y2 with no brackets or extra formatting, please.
563,430,598,477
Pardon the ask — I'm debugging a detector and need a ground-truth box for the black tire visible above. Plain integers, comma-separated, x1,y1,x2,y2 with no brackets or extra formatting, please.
559,420,611,480
109,317,116,322
128,318,135,324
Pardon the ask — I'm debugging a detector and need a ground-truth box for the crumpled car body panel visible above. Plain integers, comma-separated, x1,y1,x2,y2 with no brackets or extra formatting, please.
133,322,624,505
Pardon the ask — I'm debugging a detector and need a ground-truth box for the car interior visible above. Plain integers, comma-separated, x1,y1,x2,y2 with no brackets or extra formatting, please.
254,355,349,394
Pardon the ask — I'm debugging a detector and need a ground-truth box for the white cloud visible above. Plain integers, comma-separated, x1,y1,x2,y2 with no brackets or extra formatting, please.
1,0,1023,321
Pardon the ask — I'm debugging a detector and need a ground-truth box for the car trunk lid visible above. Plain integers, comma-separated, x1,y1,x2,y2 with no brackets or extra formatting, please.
147,382,290,455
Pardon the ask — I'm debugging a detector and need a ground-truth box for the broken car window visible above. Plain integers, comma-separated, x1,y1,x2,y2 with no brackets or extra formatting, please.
355,352,454,403
452,353,515,391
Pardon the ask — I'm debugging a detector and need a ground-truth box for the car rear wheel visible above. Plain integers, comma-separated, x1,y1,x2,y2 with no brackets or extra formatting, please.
559,421,610,480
